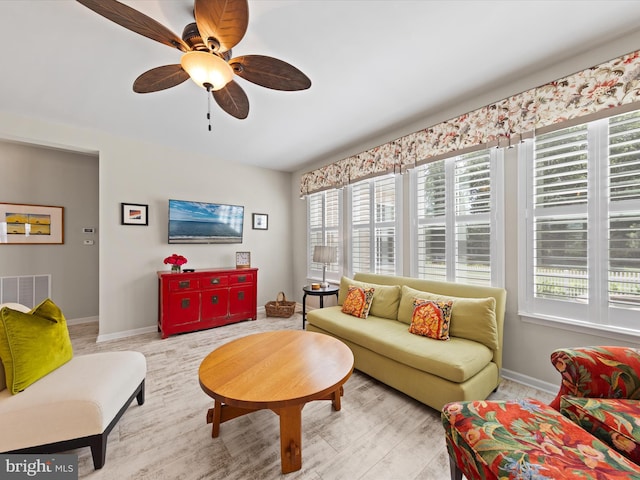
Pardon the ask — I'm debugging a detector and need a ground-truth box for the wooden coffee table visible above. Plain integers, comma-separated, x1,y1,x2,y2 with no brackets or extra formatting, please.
198,330,354,474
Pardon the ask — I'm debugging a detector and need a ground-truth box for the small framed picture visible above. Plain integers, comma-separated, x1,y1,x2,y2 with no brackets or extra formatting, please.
121,203,148,226
252,213,268,230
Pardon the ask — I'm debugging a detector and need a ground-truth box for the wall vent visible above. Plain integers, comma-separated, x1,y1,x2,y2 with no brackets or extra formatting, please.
0,275,51,308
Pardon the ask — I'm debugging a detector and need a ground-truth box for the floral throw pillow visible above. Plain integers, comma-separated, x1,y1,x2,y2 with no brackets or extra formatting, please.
409,299,453,340
341,286,375,319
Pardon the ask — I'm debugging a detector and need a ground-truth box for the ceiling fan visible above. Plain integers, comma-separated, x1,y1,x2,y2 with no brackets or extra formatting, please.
76,0,311,121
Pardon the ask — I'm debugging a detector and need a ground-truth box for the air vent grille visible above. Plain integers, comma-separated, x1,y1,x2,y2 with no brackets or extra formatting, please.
0,275,51,308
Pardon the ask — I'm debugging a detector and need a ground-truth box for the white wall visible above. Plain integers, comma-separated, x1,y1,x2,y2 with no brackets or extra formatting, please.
291,30,640,388
0,112,293,339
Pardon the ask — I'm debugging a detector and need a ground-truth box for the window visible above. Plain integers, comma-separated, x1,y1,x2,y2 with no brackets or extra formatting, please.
307,189,342,282
519,110,640,332
348,174,401,276
413,148,503,286
608,112,640,313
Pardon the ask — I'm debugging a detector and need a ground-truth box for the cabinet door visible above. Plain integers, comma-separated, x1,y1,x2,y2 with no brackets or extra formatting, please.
229,285,253,317
167,291,200,326
201,288,229,321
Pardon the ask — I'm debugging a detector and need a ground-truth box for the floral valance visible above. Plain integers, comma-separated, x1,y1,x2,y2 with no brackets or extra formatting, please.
300,50,640,196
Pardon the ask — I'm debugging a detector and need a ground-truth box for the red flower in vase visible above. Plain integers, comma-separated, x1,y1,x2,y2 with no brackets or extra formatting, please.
163,254,187,266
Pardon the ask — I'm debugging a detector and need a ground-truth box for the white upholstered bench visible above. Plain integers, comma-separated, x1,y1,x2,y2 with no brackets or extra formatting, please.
0,303,146,469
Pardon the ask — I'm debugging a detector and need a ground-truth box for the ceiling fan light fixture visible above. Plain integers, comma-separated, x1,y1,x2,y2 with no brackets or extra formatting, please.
180,51,233,91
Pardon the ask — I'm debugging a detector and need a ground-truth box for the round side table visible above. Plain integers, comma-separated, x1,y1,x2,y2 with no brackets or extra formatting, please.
301,285,339,329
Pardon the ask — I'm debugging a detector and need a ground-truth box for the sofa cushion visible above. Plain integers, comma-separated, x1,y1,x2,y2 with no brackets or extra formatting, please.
307,306,493,383
560,396,640,465
398,286,498,351
442,398,640,479
409,300,452,340
0,304,30,392
0,351,146,452
338,277,401,320
0,299,73,394
341,286,375,319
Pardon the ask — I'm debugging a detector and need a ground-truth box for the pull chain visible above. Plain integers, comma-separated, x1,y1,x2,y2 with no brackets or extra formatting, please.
205,83,212,132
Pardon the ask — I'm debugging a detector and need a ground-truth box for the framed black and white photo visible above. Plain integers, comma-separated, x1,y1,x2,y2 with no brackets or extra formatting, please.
252,213,268,230
121,203,148,226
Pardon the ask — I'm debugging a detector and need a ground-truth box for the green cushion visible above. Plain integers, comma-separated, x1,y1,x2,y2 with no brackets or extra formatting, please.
307,306,493,383
338,276,401,320
0,303,29,392
0,299,73,394
398,286,498,351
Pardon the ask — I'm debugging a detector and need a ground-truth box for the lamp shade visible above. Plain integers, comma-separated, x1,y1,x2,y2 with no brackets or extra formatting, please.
180,51,234,91
313,245,337,264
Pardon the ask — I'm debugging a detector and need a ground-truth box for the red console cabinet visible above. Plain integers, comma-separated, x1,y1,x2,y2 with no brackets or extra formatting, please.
158,267,258,338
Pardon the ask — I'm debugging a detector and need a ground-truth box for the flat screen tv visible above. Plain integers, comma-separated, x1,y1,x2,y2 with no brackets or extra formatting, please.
168,199,244,244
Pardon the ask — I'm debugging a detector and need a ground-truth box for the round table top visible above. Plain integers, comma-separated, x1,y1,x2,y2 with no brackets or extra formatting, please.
303,285,339,295
199,330,354,409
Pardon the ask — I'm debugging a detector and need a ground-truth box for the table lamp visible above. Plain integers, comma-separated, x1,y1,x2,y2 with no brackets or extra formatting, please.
313,245,337,288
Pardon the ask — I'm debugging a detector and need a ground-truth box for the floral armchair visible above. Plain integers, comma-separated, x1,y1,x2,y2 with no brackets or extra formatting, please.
550,346,640,465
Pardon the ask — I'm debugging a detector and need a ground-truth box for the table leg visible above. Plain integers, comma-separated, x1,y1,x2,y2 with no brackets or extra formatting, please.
206,401,255,438
278,404,303,473
302,292,308,329
319,295,324,308
209,399,222,438
332,385,344,411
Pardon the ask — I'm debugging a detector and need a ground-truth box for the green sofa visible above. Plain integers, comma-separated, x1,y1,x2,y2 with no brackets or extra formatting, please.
305,273,506,411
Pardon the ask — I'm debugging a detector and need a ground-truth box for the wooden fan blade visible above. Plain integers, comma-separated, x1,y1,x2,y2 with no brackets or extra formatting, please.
229,55,311,91
194,0,248,53
76,0,189,52
213,81,249,119
133,65,190,93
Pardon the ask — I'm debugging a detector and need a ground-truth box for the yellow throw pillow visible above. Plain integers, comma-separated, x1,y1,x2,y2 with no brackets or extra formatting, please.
338,276,401,319
398,285,498,350
0,299,73,394
409,299,453,340
341,286,375,319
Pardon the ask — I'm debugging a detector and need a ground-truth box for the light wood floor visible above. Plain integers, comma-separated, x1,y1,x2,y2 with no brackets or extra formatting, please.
69,311,554,480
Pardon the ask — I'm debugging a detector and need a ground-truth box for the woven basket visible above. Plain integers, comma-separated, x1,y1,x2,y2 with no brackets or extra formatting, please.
265,291,296,318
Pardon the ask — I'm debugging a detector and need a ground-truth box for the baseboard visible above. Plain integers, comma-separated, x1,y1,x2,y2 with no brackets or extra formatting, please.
501,368,557,395
67,315,98,325
97,325,157,343
95,307,280,342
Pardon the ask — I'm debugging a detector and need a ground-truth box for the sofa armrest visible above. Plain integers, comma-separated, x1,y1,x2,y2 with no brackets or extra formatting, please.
549,346,640,410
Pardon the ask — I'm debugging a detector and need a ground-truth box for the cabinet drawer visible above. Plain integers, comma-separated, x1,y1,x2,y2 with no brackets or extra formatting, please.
168,278,199,291
229,272,254,285
200,275,228,288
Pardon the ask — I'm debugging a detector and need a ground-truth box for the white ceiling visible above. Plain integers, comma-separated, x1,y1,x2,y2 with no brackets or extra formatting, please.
2,1,640,172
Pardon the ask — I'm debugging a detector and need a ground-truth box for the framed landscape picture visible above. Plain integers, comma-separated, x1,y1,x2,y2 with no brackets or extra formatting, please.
0,202,64,244
121,203,148,226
